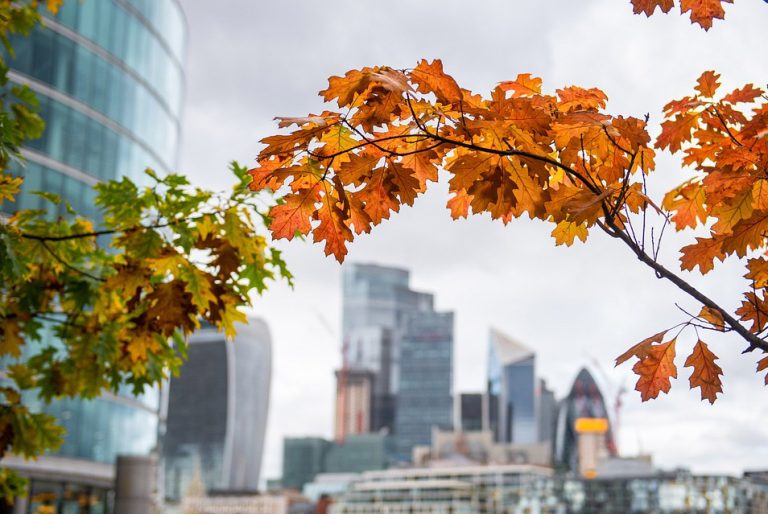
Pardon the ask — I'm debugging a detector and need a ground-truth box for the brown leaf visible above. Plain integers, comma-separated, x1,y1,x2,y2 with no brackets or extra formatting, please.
684,340,723,403
698,306,726,331
757,356,768,385
615,330,668,366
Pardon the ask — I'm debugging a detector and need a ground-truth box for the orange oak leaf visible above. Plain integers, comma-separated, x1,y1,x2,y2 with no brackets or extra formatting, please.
680,236,724,274
758,356,768,385
723,84,763,105
680,0,733,30
662,181,707,230
447,190,472,219
684,340,723,403
695,71,720,98
632,339,678,401
388,162,421,206
400,147,439,188
745,258,768,289
698,306,725,331
736,291,768,333
320,68,374,107
631,0,674,16
268,186,320,240
337,154,379,186
556,86,608,113
410,59,462,105
656,112,700,153
498,73,543,98
615,330,668,366
313,192,354,262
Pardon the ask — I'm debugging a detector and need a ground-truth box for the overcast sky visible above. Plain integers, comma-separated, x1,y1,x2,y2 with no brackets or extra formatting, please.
177,0,768,481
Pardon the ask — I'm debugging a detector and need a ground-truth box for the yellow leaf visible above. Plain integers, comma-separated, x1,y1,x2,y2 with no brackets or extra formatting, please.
551,220,588,246
219,295,247,340
0,319,24,357
196,215,218,240
46,0,63,14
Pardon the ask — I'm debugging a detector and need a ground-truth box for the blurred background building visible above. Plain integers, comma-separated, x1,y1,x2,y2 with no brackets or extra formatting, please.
336,263,454,464
163,319,272,501
555,367,618,472
0,1,186,512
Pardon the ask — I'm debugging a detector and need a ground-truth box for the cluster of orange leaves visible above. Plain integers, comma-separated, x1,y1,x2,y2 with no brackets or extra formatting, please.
631,0,734,30
248,59,767,403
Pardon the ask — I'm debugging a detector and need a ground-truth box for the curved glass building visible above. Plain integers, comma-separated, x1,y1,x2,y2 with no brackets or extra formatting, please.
2,1,186,512
163,319,272,501
554,368,618,473
4,0,185,218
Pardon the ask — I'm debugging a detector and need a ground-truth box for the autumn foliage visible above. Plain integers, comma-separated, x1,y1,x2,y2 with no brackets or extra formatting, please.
249,57,767,405
630,0,735,30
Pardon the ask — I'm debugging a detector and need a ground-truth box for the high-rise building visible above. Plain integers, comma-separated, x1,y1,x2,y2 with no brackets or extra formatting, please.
393,311,454,461
487,329,536,444
537,378,557,445
338,264,433,438
1,1,185,510
554,367,617,472
337,264,454,463
163,319,272,500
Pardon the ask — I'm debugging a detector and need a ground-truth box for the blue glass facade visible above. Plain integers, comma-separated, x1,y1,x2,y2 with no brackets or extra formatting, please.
2,0,186,481
487,330,537,444
3,0,185,218
393,311,454,462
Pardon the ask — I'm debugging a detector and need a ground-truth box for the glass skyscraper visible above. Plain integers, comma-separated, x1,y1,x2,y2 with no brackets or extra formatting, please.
338,263,454,463
3,0,185,218
487,329,537,444
393,311,454,461
554,367,617,472
164,319,272,501
1,1,186,511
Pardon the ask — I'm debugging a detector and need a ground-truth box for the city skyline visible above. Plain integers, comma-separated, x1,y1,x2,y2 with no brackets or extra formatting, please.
184,0,765,483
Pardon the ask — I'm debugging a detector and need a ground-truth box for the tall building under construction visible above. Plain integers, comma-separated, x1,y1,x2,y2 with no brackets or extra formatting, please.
335,264,453,462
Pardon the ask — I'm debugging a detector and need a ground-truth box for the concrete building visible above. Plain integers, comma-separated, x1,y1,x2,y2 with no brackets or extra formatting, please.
1,1,186,510
164,319,272,500
327,466,759,514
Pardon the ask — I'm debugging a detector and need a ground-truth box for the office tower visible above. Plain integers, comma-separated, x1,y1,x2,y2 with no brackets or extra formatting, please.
487,329,537,444
537,379,557,445
336,263,454,463
337,264,433,437
164,319,272,500
393,311,454,461
456,393,487,432
1,1,185,508
554,367,617,472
